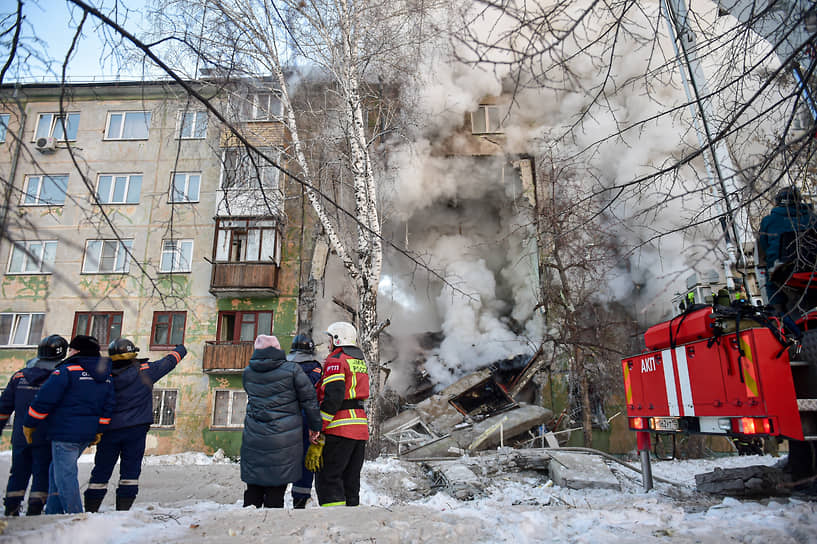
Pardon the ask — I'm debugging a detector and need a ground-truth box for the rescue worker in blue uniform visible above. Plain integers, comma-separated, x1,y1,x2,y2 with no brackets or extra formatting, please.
22,335,115,514
0,335,67,516
758,186,817,310
84,338,187,512
287,334,323,508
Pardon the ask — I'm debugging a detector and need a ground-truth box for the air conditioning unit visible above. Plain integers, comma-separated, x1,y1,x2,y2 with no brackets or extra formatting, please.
34,136,57,153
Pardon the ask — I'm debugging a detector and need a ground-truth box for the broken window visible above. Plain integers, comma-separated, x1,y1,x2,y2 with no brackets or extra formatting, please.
449,376,517,418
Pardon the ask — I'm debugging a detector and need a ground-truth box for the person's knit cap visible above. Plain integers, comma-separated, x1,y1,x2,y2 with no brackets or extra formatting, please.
254,335,281,350
69,335,101,356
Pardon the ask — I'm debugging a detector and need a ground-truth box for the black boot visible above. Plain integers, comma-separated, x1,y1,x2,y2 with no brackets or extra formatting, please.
84,495,104,513
116,496,135,511
4,503,20,517
292,496,309,509
26,500,44,516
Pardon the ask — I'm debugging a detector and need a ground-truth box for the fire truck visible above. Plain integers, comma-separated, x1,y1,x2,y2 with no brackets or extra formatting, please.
621,0,817,488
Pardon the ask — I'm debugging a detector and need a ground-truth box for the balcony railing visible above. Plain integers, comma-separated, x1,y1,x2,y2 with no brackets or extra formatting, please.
209,262,279,297
202,341,254,372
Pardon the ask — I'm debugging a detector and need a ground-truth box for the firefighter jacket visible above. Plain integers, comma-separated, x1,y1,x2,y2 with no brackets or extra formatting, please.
318,346,369,440
240,345,322,487
0,360,58,448
108,345,186,431
23,355,115,444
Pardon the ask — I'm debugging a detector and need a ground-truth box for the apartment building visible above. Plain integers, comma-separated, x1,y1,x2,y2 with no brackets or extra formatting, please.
0,79,311,456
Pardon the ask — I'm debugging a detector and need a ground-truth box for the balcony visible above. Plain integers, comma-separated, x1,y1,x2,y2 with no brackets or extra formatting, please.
209,262,279,297
202,341,254,373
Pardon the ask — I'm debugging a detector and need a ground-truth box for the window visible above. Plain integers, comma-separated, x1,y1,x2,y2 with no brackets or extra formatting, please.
151,311,186,348
178,111,207,139
105,111,151,140
241,93,281,121
21,174,68,206
220,148,280,190
96,174,142,204
35,112,80,141
214,218,282,264
170,172,201,203
160,240,193,273
216,311,273,343
73,312,122,345
212,390,247,428
0,313,44,347
471,104,504,134
0,113,9,143
152,389,178,427
82,239,134,273
7,241,57,274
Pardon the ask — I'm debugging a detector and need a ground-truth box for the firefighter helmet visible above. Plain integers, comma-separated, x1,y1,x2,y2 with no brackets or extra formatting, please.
291,334,315,353
37,335,68,361
326,322,357,347
108,337,140,361
775,186,803,206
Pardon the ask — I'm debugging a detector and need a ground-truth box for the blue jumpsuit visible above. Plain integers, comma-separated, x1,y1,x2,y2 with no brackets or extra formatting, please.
0,358,58,515
287,350,322,505
84,346,185,511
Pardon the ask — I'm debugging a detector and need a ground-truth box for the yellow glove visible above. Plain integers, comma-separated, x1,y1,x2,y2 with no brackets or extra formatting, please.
90,433,103,446
304,436,325,472
22,426,35,444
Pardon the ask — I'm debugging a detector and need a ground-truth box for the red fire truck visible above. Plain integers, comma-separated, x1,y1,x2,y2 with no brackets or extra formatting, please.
622,296,817,484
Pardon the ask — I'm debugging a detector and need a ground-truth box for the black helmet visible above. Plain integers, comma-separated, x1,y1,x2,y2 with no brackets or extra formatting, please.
38,335,68,361
291,334,315,353
108,337,140,361
775,186,803,206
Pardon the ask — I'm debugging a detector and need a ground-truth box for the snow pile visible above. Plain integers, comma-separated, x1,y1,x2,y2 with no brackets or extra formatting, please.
1,451,815,544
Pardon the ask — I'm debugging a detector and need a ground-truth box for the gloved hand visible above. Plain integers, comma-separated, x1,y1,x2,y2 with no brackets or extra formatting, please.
90,433,103,446
22,426,35,444
304,435,325,472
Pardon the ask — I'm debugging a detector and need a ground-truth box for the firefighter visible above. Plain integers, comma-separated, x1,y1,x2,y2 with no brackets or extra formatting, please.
84,338,187,512
311,322,369,507
0,335,67,516
758,186,817,311
22,335,115,514
287,333,323,509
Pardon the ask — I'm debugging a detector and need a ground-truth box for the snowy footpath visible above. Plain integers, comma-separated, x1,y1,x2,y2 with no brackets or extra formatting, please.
0,450,815,543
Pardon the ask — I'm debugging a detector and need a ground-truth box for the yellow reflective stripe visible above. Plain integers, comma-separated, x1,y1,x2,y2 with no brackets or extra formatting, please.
322,373,345,385
320,410,334,422
321,501,346,507
326,416,367,428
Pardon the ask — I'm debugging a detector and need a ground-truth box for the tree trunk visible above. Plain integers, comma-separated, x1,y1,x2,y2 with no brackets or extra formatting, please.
358,284,381,459
576,348,593,448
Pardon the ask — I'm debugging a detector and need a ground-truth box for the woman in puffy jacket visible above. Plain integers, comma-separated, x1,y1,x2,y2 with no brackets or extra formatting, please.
240,335,322,508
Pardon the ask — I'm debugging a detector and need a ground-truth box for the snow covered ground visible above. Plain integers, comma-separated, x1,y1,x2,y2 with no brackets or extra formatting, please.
0,450,815,543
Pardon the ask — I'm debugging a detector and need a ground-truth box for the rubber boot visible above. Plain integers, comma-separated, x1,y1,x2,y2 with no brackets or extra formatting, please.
26,500,44,516
84,495,104,513
292,496,309,509
116,496,135,511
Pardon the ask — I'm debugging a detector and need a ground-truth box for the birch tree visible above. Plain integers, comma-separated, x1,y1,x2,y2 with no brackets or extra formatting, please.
146,0,437,451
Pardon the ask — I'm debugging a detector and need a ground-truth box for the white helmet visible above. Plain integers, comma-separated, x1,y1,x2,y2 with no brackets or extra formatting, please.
326,321,357,347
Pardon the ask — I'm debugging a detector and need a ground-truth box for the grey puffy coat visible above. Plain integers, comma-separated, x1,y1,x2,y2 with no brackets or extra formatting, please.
240,346,322,487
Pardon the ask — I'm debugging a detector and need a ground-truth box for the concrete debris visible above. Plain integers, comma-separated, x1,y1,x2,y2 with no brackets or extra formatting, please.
548,451,621,491
695,465,791,497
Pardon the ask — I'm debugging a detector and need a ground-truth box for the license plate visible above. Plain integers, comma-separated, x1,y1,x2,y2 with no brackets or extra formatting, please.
651,417,679,431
